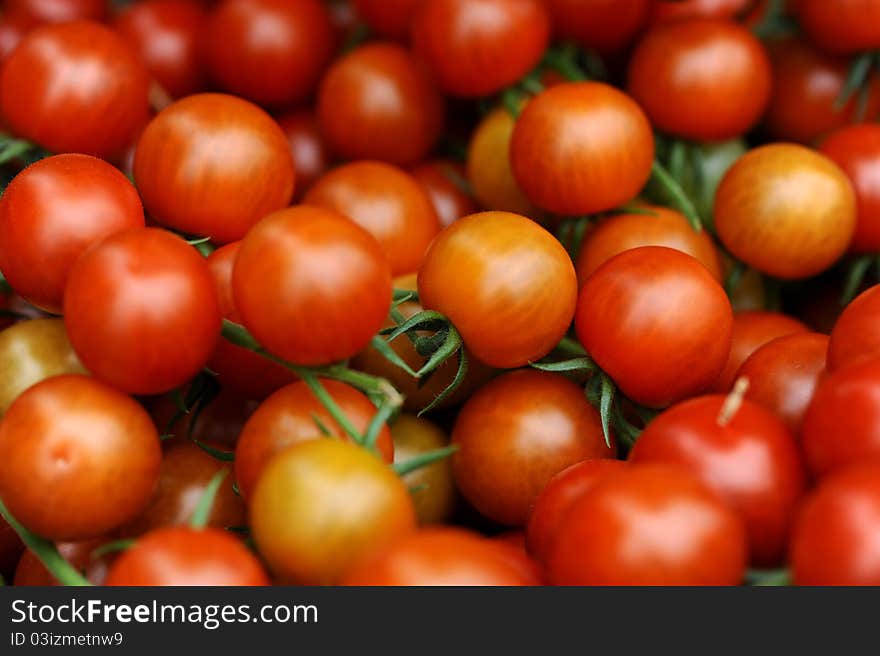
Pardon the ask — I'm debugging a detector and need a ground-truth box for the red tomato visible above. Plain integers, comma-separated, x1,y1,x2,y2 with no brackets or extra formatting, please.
411,0,549,98
274,110,331,200
798,0,880,56
351,0,421,40
0,12,37,61
487,532,545,584
232,206,392,366
791,463,880,585
5,0,107,23
318,42,444,166
542,0,649,54
234,379,394,500
547,463,748,585
737,332,829,434
418,211,577,368
0,154,144,313
134,93,295,244
650,0,753,23
510,82,655,216
105,527,269,586
829,284,880,371
576,246,733,408
411,159,477,228
64,228,222,395
0,375,161,540
0,21,150,159
204,0,334,107
113,0,208,99
14,538,114,586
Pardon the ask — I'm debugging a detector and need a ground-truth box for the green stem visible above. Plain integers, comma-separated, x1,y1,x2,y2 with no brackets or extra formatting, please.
650,160,702,232
190,469,228,529
393,445,458,477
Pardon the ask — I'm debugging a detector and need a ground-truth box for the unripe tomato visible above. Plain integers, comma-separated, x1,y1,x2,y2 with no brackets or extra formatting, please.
5,0,107,23
0,375,161,541
798,0,880,56
134,93,295,244
714,144,856,280
418,211,577,368
828,284,880,371
510,82,654,216
411,159,477,228
351,0,421,40
275,110,331,200
232,206,392,366
543,0,649,54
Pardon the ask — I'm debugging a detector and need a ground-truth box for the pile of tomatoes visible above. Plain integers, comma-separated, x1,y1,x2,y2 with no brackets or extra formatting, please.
1,0,880,587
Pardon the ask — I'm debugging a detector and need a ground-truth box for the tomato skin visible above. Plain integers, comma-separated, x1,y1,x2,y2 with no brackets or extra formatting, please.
798,0,880,56
148,387,257,451
14,538,114,586
548,463,748,585
418,211,577,368
510,82,655,216
64,228,222,396
318,43,444,166
576,246,733,408
0,12,37,62
5,0,107,23
232,206,392,366
204,0,334,108
828,285,880,371
275,110,331,200
352,0,421,40
543,0,649,54
304,161,441,276
714,144,856,280
234,379,394,500
106,527,269,586
0,154,144,313
411,0,549,98
250,439,416,585
737,333,829,434
0,375,161,541
650,0,753,23
791,463,880,585
452,370,616,527
411,159,477,229
113,0,208,99
0,21,150,159
134,93,295,244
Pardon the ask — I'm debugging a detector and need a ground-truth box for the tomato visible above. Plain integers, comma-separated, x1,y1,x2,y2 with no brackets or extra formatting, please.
547,463,748,585
0,375,161,540
149,386,258,450
351,0,421,40
576,205,723,287
452,370,615,526
204,0,334,107
318,42,444,166
0,319,87,416
0,154,144,313
64,228,222,395
650,0,753,23
0,21,150,159
526,459,627,564
820,124,880,253
576,246,733,408
13,537,113,586
275,110,331,200
232,206,392,366
737,333,829,434
791,463,880,585
510,82,654,216
304,161,441,276
250,439,416,584
0,12,36,62
234,379,394,499
802,358,880,477
829,285,880,371
488,532,545,584
134,93,295,244
113,0,208,99
418,211,577,368
798,0,880,56
5,0,107,23
543,0,649,54
714,144,856,280
105,527,269,586
714,310,808,393
411,159,477,228
628,19,770,141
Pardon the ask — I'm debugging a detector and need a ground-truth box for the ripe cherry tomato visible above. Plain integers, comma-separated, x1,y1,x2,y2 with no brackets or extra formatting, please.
106,527,269,586
5,0,107,23
411,159,477,228
576,246,733,408
351,0,420,40
342,527,541,585
714,144,856,280
510,82,654,216
791,463,880,585
576,205,723,287
543,0,649,54
828,285,880,371
820,124,880,253
275,110,331,200
0,375,161,540
204,0,334,107
304,161,441,276
134,93,295,244
487,532,545,584
113,0,208,99
418,211,577,368
0,20,150,159
0,12,36,62
737,333,829,434
232,206,392,366
318,42,444,166
547,463,748,585
0,154,144,313
14,538,114,586
234,379,394,499
64,228,222,395
250,439,416,584
798,0,880,56
650,0,753,23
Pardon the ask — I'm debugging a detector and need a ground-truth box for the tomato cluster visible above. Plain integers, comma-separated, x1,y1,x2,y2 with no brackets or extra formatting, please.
1,0,880,589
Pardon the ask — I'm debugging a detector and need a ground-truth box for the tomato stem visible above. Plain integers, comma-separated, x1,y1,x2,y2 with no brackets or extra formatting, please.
393,445,458,477
189,469,228,530
649,159,702,232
